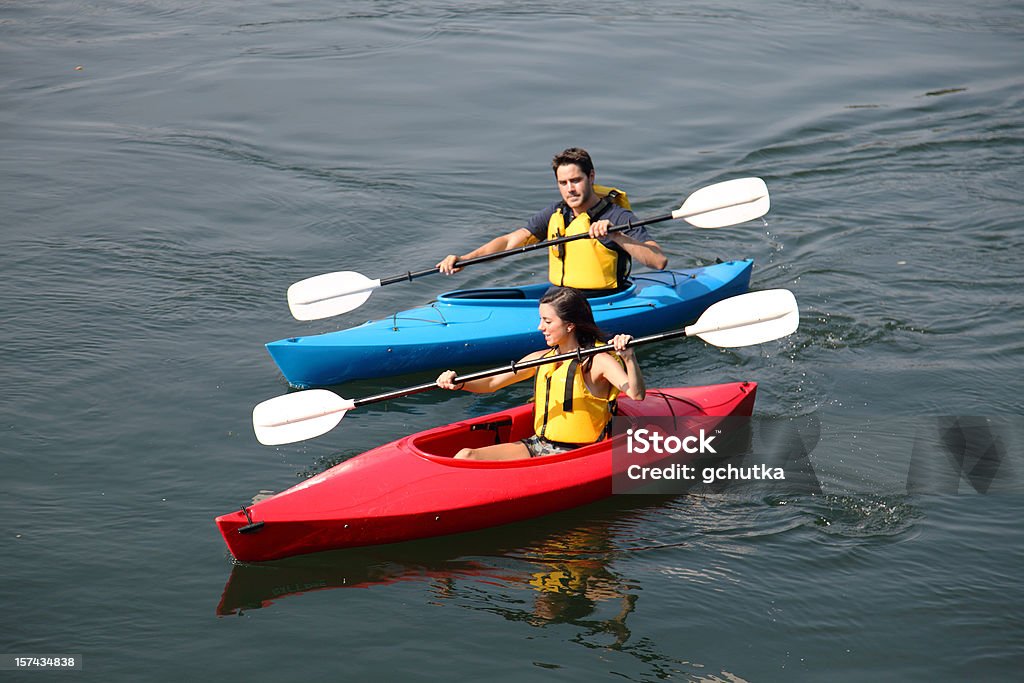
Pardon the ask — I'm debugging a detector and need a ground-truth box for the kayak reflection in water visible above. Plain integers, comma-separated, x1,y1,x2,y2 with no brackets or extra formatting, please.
436,286,646,460
524,529,638,647
427,524,638,647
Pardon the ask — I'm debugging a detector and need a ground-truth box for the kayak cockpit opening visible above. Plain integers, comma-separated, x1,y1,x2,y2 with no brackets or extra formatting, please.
441,288,528,300
408,389,716,464
468,417,516,444
407,404,615,466
410,410,526,459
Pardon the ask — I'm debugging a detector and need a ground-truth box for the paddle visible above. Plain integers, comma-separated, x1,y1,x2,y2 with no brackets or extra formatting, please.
287,177,770,321
253,288,798,445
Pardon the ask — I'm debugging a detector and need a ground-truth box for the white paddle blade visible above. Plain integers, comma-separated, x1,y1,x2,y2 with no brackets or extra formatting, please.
686,289,799,348
672,177,770,229
287,271,382,321
253,389,355,445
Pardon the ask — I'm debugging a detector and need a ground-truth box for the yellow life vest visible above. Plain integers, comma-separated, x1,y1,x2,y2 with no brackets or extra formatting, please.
527,567,589,594
547,185,631,290
533,344,622,444
526,528,608,593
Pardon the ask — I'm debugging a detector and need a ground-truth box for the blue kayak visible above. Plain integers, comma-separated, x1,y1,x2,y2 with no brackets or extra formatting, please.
267,259,753,388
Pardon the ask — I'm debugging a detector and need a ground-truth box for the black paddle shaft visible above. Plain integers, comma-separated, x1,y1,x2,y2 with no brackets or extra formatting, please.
351,324,690,409
378,212,674,287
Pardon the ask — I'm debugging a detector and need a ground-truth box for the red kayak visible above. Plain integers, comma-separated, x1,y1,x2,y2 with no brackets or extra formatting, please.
217,382,757,562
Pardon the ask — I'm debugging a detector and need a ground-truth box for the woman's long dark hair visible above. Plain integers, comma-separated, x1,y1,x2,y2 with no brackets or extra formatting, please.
539,286,607,349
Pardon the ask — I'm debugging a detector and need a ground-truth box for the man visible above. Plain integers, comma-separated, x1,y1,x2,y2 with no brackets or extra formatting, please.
436,148,668,294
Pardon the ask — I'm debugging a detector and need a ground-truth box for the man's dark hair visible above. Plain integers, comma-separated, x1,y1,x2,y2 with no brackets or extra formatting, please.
551,148,594,176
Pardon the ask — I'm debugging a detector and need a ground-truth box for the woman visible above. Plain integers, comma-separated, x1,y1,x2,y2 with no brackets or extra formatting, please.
436,286,645,460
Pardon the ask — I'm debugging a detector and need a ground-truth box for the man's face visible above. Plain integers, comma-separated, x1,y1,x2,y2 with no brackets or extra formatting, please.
555,163,595,213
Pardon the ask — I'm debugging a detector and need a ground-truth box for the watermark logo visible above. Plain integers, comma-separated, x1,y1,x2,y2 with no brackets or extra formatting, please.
612,416,806,494
610,413,1021,495
625,427,718,455
909,416,1009,494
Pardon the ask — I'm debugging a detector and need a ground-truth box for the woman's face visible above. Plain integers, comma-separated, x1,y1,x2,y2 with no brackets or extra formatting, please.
538,302,573,347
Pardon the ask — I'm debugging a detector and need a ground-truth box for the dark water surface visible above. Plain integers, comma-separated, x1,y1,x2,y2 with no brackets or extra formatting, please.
2,1,1022,680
